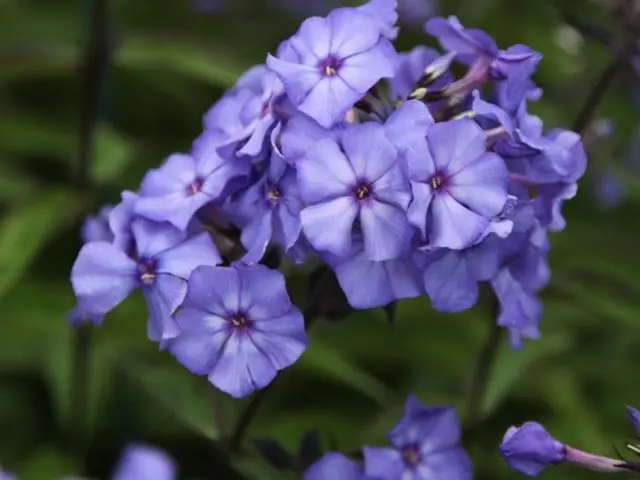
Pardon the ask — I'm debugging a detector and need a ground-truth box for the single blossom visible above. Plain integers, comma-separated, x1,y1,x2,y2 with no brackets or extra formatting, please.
111,444,176,480
304,452,363,480
363,395,472,480
267,7,399,128
404,118,509,250
71,219,221,342
297,122,413,261
135,137,249,231
227,154,302,264
169,264,307,398
500,422,565,476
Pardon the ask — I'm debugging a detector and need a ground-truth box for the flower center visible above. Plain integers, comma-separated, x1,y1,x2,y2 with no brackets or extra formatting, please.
401,445,421,467
430,174,444,190
318,56,342,77
230,314,249,328
185,177,204,196
354,183,371,200
266,184,281,203
138,258,157,285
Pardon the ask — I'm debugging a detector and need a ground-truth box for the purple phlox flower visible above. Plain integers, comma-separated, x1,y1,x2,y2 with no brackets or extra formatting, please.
357,0,399,40
420,233,503,313
71,218,221,343
426,16,541,113
388,46,454,102
82,205,114,244
111,444,176,480
363,395,472,480
226,153,302,264
280,111,342,164
383,99,434,172
135,137,249,231
627,406,640,435
109,191,138,253
169,264,307,398
304,452,364,480
266,7,399,128
204,65,287,160
403,117,509,250
297,122,413,261
500,422,565,476
322,235,423,309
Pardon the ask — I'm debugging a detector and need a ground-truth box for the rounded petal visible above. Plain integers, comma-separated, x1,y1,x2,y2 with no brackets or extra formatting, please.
333,248,394,308
427,119,487,175
266,55,320,106
363,446,404,479
71,242,138,315
183,266,240,316
360,200,412,261
448,152,508,217
372,164,412,209
292,15,332,60
328,8,382,57
156,232,222,279
423,249,479,313
408,182,433,238
170,328,230,375
240,212,273,265
341,122,398,183
298,138,355,203
208,332,278,398
131,218,186,259
417,447,472,480
340,38,398,93
139,154,197,196
235,264,293,321
112,444,176,480
300,76,362,129
135,192,210,231
301,197,358,257
249,311,307,370
304,452,362,480
429,194,488,249
280,112,334,162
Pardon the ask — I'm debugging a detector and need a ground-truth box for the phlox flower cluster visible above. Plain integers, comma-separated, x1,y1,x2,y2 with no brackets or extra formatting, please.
70,0,586,403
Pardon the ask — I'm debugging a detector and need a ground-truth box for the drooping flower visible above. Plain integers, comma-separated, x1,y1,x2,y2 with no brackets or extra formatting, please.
323,236,423,309
425,16,541,113
204,65,287,160
304,452,363,480
227,154,302,264
297,122,413,261
267,7,399,128
404,118,509,250
111,444,176,480
500,422,565,476
71,218,221,342
363,395,472,480
135,137,249,231
169,264,307,398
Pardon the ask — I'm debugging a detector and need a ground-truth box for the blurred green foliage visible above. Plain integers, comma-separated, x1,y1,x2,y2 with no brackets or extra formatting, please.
1,0,640,478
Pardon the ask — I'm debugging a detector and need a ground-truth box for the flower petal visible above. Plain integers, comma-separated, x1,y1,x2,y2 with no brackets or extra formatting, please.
266,55,320,106
131,218,186,259
448,152,508,217
139,154,197,196
298,138,355,203
156,232,222,279
333,248,394,308
208,332,278,398
328,8,381,57
427,119,487,174
169,327,229,375
143,275,185,342
341,122,398,183
363,447,404,479
248,311,307,370
301,197,358,257
360,200,412,261
183,266,240,316
240,212,273,265
340,38,398,92
71,242,138,315
235,264,293,321
429,194,488,249
300,76,361,128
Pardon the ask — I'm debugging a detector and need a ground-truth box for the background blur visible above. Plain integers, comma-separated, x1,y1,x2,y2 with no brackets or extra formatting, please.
1,0,640,478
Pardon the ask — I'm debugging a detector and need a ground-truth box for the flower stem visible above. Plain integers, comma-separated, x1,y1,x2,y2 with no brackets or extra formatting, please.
69,0,110,463
571,47,629,135
225,271,332,456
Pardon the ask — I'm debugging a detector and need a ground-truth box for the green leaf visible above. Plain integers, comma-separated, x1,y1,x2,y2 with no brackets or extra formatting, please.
0,43,76,79
90,124,137,183
15,445,78,480
480,332,573,419
122,361,223,440
0,189,79,301
114,37,247,88
297,339,396,407
0,161,36,201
